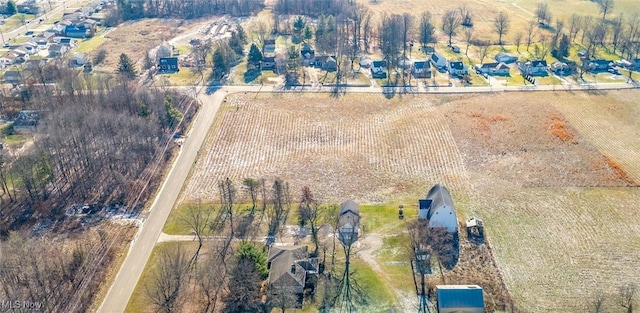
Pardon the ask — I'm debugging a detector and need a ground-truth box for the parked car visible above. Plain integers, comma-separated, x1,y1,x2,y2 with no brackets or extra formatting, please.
25,31,33,36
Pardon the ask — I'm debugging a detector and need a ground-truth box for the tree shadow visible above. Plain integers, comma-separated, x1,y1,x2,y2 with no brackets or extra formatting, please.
244,69,262,84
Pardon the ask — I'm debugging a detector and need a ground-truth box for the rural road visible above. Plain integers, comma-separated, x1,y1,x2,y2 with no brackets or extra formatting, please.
97,79,637,313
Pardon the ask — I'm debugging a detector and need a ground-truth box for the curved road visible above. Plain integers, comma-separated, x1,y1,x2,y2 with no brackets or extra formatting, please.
97,81,638,313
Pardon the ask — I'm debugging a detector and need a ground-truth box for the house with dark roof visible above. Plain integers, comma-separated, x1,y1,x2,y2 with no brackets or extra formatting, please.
475,62,510,76
158,57,179,73
261,56,276,71
267,245,318,298
263,39,276,54
448,61,468,76
371,60,387,78
338,200,360,246
13,110,40,131
431,52,447,69
412,61,431,78
587,59,613,72
315,55,337,72
65,25,92,38
436,285,484,313
3,70,23,85
418,184,458,233
518,60,548,76
48,43,68,57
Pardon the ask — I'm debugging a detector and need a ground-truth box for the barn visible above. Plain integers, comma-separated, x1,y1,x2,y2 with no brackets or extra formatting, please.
418,184,458,233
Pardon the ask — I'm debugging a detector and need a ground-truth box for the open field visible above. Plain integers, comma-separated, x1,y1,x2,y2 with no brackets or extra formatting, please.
181,90,640,311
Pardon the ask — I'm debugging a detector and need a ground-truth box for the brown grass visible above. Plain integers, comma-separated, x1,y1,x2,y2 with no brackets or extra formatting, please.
548,114,576,143
604,156,636,185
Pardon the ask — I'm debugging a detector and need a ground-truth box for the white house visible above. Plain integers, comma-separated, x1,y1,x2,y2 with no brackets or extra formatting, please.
418,184,458,233
436,285,484,313
371,60,387,78
431,52,447,69
338,200,360,247
448,61,468,76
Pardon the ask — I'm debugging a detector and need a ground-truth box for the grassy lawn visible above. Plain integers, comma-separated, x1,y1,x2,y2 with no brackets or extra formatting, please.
163,202,217,235
346,71,370,86
75,36,107,54
125,241,200,313
0,14,35,32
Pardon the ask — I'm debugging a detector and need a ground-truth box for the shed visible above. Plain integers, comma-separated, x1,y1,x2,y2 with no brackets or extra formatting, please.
418,184,458,233
436,285,484,313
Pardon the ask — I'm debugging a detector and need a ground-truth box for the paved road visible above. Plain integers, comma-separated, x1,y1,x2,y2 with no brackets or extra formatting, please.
2,2,69,44
97,80,638,313
97,89,229,313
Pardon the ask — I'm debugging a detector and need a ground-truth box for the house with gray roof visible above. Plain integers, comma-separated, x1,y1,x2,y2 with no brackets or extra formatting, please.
338,200,360,246
418,184,458,233
436,285,484,313
267,246,318,297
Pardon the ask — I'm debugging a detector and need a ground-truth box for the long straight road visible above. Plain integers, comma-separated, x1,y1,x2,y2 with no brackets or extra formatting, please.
97,89,228,313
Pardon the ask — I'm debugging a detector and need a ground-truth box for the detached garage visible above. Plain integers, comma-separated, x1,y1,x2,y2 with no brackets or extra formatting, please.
436,285,484,313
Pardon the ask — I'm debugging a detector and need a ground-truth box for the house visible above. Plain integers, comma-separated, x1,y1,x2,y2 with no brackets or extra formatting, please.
65,25,91,38
263,39,276,54
338,200,360,246
436,285,484,313
550,61,573,75
518,60,548,76
261,56,276,70
300,44,314,60
34,36,51,49
359,57,372,68
431,52,447,69
80,19,97,31
418,184,458,233
588,59,613,72
3,70,23,85
314,55,337,72
12,110,39,131
0,56,12,68
398,58,413,69
17,4,40,14
494,52,517,64
8,50,29,63
448,61,468,76
412,61,431,78
475,62,510,76
20,43,38,55
371,60,387,78
69,53,89,67
267,245,318,299
59,37,73,46
48,43,68,57
158,57,179,73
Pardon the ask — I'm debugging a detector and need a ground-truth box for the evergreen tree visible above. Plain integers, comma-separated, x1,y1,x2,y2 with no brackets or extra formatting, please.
117,53,137,79
236,25,247,45
6,0,16,16
247,43,263,65
229,31,244,56
211,49,228,80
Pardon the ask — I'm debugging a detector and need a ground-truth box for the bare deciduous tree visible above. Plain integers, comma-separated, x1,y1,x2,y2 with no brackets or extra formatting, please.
442,9,461,46
144,246,190,313
568,13,582,42
181,204,213,265
493,12,510,46
618,283,637,313
514,32,523,52
419,11,435,52
598,0,615,20
526,20,537,51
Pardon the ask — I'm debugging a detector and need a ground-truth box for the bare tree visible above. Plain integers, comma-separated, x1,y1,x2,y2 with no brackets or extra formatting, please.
611,14,625,53
568,14,583,42
459,4,473,27
598,0,615,20
298,186,322,255
181,204,213,265
195,250,227,313
478,43,490,64
514,32,523,52
419,11,435,52
464,28,474,56
442,9,461,47
362,12,373,53
145,246,190,313
242,178,259,212
266,284,299,313
526,20,537,51
535,2,552,26
618,282,637,313
493,12,510,46
589,291,606,313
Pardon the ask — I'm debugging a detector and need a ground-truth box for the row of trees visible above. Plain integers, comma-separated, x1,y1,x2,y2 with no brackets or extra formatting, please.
106,0,263,26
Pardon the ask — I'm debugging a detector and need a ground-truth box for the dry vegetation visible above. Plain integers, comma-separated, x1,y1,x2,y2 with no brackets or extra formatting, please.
184,90,640,312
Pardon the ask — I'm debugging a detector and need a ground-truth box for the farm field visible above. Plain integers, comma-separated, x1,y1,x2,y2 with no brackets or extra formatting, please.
182,90,640,312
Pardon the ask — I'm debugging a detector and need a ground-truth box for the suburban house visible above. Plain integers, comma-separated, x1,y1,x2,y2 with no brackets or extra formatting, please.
418,184,458,233
263,39,276,54
436,285,484,313
338,200,360,247
398,58,412,69
8,50,29,63
48,44,68,57
12,110,40,131
494,52,518,64
475,62,510,76
371,60,387,78
17,4,40,14
20,43,38,55
65,25,92,38
550,61,573,75
3,70,23,85
430,52,447,70
59,37,74,46
588,59,613,72
518,60,548,76
69,53,89,67
267,245,318,302
412,61,431,78
314,55,337,72
448,61,468,76
300,43,315,66
261,56,276,71
158,57,179,73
